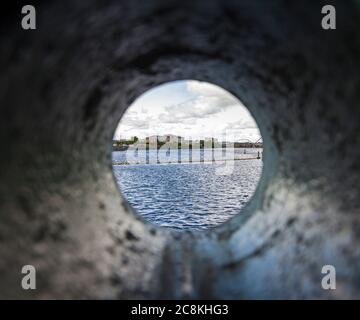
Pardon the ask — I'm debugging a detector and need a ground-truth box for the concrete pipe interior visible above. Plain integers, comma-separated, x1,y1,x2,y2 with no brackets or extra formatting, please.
0,0,360,299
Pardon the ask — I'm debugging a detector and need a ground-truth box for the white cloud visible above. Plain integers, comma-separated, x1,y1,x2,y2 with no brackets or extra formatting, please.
114,80,261,142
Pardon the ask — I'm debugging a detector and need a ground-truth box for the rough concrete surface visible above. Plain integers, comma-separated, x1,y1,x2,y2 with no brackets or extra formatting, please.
0,0,359,299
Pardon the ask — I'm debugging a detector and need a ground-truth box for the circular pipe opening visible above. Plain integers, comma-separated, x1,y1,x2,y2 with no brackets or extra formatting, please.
111,80,264,231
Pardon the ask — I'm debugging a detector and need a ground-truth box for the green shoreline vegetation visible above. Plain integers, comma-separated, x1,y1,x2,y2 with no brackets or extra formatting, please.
112,135,263,166
113,135,263,151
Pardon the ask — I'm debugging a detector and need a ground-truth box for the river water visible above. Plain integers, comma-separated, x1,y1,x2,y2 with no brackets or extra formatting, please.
112,149,263,230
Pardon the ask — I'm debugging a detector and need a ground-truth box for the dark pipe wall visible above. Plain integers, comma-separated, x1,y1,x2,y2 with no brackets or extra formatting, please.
0,0,360,299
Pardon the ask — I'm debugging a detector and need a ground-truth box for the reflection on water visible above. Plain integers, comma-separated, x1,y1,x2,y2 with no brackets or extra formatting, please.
112,149,263,231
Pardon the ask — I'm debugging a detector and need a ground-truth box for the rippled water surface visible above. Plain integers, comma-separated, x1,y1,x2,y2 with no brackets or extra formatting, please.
112,149,262,230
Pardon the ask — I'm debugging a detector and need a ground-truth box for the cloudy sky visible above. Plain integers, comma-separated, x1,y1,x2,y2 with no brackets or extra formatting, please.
114,80,261,142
